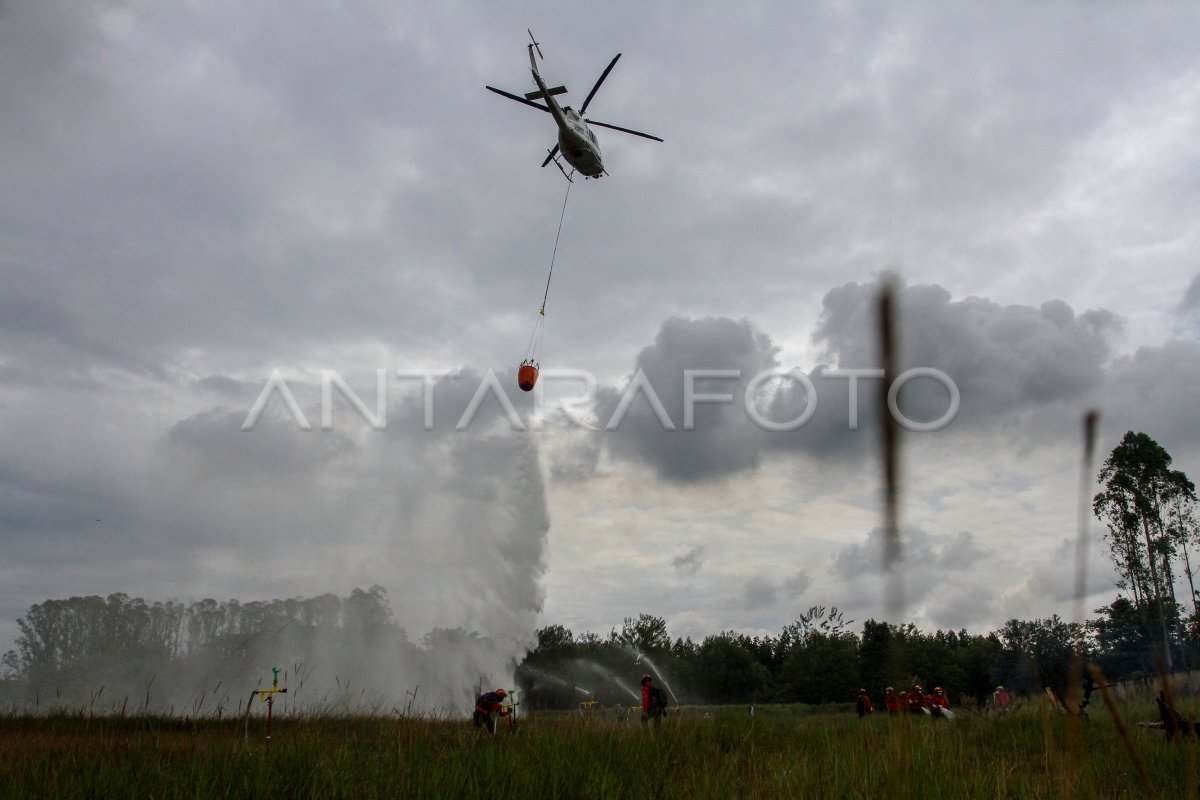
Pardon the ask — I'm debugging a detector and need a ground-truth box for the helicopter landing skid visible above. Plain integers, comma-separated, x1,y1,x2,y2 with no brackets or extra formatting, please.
547,150,574,183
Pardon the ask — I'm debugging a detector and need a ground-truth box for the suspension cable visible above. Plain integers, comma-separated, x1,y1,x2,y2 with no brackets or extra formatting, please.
539,180,572,315
523,179,572,365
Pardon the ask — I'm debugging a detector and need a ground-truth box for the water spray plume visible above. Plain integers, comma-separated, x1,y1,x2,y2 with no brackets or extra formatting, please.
523,666,569,687
624,648,678,704
576,659,640,702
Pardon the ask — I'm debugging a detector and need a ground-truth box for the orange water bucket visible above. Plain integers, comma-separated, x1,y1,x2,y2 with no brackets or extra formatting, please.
518,364,539,392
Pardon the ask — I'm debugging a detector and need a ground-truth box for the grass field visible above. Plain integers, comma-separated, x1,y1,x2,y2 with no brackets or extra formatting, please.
1,699,1197,798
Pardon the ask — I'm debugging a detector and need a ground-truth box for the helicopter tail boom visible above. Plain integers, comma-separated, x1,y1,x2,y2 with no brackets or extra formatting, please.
526,39,568,130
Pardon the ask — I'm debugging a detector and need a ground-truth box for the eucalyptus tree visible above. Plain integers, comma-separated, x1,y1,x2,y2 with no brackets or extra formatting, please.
1094,431,1195,667
1163,470,1199,619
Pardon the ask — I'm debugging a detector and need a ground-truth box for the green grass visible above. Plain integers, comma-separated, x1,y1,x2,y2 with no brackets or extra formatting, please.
1,701,1197,798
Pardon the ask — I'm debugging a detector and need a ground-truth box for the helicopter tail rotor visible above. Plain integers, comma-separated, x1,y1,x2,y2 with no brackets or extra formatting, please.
528,29,544,60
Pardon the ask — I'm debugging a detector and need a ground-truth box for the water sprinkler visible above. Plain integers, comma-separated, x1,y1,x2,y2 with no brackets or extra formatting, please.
502,689,520,732
578,695,601,721
245,667,287,743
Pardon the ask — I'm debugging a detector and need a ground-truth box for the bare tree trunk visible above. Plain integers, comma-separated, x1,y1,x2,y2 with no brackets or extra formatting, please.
1128,541,1145,606
1153,499,1179,606
1180,537,1200,620
1143,516,1173,669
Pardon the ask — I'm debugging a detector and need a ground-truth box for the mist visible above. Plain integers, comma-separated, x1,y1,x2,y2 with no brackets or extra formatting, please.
2,373,552,715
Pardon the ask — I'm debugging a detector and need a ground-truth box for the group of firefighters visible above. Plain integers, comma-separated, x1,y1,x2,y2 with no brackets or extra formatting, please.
856,684,953,718
856,684,1014,717
473,673,671,733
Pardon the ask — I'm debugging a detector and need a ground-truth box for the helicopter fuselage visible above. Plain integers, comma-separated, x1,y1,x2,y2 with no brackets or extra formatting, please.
556,108,604,177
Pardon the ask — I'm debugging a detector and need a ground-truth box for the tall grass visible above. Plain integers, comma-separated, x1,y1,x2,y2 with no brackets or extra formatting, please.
1,700,1195,798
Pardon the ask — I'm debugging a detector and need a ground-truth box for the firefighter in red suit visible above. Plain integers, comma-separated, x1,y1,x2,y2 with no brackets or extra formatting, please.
640,674,666,726
856,688,874,718
927,686,950,717
907,684,927,714
884,686,901,716
473,688,510,733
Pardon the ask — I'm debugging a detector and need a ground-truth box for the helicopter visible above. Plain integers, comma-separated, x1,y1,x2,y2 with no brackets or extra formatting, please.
486,31,662,181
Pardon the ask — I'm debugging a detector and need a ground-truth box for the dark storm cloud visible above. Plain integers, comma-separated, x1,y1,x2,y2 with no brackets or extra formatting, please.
3,0,1197,394
593,317,779,482
0,1,556,382
813,276,1121,425
590,277,1136,483
1101,340,1200,455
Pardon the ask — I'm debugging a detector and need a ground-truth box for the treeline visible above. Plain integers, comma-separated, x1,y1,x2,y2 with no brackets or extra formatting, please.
517,602,1200,710
1,591,1196,713
0,587,512,713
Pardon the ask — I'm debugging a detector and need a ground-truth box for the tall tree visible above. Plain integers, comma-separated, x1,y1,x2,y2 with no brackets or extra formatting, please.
1163,470,1200,619
1094,431,1188,665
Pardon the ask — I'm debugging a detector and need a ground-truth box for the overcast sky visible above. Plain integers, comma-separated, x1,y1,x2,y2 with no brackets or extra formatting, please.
3,1,1200,659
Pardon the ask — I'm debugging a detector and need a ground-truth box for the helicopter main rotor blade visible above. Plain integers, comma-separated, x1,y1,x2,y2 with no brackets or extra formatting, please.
578,53,621,116
541,144,560,167
485,85,552,113
585,119,663,142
